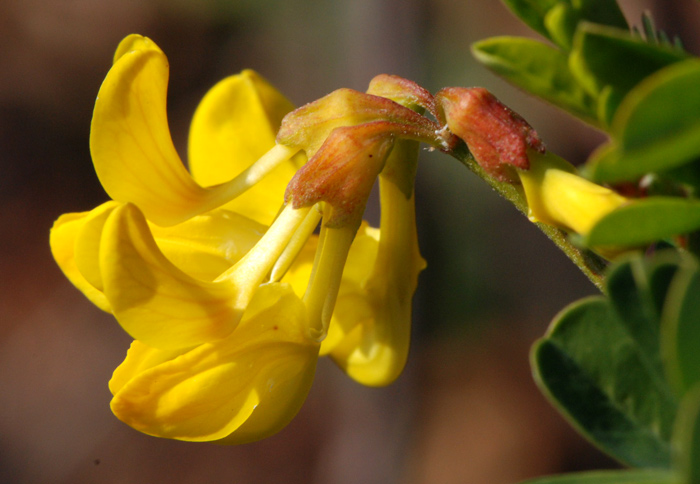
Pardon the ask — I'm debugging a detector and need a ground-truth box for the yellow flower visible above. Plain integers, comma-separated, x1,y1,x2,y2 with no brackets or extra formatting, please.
50,35,323,443
51,35,306,349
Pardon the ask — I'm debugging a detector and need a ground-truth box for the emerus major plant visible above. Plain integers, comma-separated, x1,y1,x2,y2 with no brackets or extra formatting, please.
49,0,700,482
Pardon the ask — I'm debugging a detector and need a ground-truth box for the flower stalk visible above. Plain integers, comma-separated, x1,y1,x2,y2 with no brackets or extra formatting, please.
447,142,609,291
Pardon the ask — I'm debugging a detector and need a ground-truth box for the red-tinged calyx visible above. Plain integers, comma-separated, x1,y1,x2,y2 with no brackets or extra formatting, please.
285,122,397,228
277,88,448,157
436,87,546,182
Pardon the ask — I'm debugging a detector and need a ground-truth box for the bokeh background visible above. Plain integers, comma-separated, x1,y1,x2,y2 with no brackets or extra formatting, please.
2,1,699,483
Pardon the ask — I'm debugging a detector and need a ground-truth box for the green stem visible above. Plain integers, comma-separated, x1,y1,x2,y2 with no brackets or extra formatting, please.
447,143,608,292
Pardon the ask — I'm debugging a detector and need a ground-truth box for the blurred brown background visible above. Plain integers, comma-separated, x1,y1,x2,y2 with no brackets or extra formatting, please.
1,1,698,483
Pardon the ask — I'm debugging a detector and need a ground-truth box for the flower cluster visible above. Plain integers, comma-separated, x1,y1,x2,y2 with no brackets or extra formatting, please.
51,34,629,445
50,35,427,444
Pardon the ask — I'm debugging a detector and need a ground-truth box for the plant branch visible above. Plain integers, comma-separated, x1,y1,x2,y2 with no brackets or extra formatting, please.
447,142,608,292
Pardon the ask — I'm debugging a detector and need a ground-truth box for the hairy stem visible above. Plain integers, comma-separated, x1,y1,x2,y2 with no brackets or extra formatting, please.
447,142,608,292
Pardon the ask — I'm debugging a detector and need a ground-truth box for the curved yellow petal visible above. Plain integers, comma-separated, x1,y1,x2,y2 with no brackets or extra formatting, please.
113,33,156,64
188,71,301,226
321,286,374,356
74,201,121,291
92,35,265,227
100,203,242,349
109,340,190,395
49,202,119,312
110,283,319,443
340,222,380,284
91,36,202,225
151,209,266,282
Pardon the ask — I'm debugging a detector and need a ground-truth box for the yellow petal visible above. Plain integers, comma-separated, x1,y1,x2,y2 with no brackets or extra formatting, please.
100,203,242,349
318,223,379,354
49,202,118,312
340,222,380,284
110,283,319,443
113,33,155,64
279,235,318,296
74,201,121,291
91,36,200,225
109,340,190,395
151,209,266,282
92,35,265,226
188,70,301,226
321,286,374,356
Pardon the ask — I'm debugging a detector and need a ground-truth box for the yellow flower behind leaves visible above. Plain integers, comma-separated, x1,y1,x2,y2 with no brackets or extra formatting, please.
518,150,628,237
55,35,628,445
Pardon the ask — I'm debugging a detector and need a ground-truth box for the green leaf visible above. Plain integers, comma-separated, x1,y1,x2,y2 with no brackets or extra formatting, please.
573,0,628,31
586,198,700,247
595,84,624,128
544,3,578,50
646,252,684,318
540,0,629,51
614,58,700,161
500,0,559,40
519,469,677,484
501,0,628,47
588,60,700,183
665,162,700,195
606,257,664,361
472,36,599,126
533,258,679,467
569,23,688,97
662,263,700,395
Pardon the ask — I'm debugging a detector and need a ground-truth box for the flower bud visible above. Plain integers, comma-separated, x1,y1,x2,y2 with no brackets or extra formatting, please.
519,150,628,236
436,87,545,182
